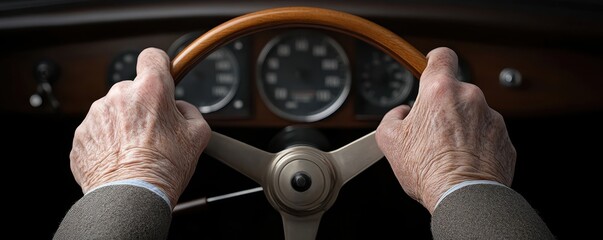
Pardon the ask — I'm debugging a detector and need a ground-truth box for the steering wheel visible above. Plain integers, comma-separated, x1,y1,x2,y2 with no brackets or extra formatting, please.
170,6,427,240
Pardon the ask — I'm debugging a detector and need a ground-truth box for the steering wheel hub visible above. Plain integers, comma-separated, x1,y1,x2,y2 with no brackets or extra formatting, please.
268,147,335,215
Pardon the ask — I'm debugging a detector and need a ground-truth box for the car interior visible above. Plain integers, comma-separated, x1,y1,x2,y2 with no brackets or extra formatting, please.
2,0,602,239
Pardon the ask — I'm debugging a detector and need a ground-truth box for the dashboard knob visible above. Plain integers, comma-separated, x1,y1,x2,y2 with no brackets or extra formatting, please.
35,60,59,84
30,60,60,110
499,68,522,87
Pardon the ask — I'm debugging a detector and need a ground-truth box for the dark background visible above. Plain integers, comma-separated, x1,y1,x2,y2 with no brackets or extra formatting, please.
2,0,603,239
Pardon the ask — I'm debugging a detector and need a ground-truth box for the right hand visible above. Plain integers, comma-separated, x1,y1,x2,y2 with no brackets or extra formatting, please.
375,47,517,214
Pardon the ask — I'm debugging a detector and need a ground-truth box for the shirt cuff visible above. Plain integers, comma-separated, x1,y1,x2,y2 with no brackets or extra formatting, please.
434,180,508,210
85,179,171,208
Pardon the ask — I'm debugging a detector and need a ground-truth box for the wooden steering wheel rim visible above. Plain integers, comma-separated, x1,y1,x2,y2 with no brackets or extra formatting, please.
169,7,428,239
170,6,427,83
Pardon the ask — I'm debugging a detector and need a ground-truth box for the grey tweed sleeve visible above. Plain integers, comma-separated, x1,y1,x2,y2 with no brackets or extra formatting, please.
431,184,555,240
53,184,172,240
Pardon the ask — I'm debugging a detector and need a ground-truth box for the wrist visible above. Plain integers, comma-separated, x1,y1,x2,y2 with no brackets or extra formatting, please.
432,180,508,212
86,179,172,209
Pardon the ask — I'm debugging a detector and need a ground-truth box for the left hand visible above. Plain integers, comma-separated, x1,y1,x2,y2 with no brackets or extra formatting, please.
69,47,211,208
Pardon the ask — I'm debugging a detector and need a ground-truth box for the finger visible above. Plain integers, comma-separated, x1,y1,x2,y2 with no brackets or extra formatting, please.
175,100,203,121
135,47,174,91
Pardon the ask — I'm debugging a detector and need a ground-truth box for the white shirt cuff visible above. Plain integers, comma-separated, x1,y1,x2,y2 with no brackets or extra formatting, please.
85,179,171,208
434,180,508,210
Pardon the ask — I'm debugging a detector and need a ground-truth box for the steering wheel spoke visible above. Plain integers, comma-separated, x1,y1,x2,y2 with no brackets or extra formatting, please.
328,131,384,185
204,131,275,185
281,212,324,240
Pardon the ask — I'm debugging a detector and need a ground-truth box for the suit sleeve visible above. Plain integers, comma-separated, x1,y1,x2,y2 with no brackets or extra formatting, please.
53,184,172,240
431,184,556,239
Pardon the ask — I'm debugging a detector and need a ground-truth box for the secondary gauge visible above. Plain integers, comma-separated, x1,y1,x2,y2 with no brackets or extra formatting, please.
257,30,351,122
357,46,415,108
169,32,241,114
107,50,139,87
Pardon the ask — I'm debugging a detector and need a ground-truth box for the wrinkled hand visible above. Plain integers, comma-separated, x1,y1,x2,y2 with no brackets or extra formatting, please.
375,47,516,214
70,47,211,208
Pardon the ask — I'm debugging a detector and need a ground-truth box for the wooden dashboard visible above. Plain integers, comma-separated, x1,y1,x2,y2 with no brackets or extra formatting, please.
2,1,602,128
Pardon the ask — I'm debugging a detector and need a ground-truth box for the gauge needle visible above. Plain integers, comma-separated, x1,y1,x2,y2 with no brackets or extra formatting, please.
173,186,263,215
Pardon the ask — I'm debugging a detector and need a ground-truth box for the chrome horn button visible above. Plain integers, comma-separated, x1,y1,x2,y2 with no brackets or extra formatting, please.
267,146,336,215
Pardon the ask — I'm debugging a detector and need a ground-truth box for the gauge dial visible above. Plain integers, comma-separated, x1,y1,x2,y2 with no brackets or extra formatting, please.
169,32,240,114
107,50,139,87
358,49,415,107
257,30,351,122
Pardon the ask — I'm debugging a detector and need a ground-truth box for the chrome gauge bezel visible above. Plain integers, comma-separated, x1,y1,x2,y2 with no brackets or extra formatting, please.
256,30,351,122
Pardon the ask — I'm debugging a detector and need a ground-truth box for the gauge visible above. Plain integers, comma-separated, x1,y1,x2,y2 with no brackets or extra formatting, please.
357,47,415,108
169,32,240,114
107,50,139,87
257,30,351,122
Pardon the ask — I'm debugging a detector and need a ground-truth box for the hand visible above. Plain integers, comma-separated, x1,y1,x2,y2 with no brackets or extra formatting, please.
69,47,211,208
375,47,516,214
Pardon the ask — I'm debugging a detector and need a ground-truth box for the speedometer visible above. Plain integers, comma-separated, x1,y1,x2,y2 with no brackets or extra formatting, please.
257,30,351,122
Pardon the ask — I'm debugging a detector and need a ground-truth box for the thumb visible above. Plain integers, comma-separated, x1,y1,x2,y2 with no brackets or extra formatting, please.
381,105,412,124
376,105,411,151
175,100,203,121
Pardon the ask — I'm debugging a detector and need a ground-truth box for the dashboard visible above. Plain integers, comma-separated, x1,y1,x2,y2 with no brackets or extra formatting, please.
2,0,603,239
4,27,423,127
107,28,420,125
